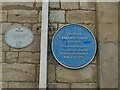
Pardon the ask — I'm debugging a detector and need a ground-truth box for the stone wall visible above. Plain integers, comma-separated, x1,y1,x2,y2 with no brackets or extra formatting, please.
1,1,118,89
2,2,41,88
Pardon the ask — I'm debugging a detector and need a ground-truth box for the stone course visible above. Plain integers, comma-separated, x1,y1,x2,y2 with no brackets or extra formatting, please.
66,10,95,24
8,10,38,23
2,63,36,82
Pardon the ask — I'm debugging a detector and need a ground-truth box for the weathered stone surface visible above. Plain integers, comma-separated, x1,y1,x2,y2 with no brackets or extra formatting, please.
36,64,40,82
32,23,41,36
2,63,35,82
83,24,96,35
19,52,32,63
6,52,18,63
48,50,58,65
23,23,31,29
58,24,67,28
48,23,57,36
2,42,9,52
9,82,38,88
48,83,70,88
71,83,98,88
56,65,97,83
31,52,40,63
97,3,118,23
97,3,118,42
39,11,42,22
80,2,95,10
19,52,39,64
2,11,7,22
2,2,34,7
0,35,2,49
48,65,56,83
61,2,79,9
35,0,42,7
2,52,5,63
91,56,97,64
0,82,9,88
99,43,118,88
50,10,65,23
98,23,118,42
50,0,60,8
8,10,38,23
66,10,95,24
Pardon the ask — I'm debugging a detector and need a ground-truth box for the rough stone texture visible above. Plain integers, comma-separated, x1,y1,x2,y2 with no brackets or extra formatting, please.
6,52,18,63
19,52,39,64
71,83,98,88
50,1,60,8
2,63,35,82
9,82,39,88
48,23,58,36
49,10,65,23
1,82,9,88
2,2,34,7
18,52,32,63
36,64,40,82
2,52,5,63
99,43,118,88
97,3,118,42
48,83,70,88
91,56,97,64
2,42,9,52
48,65,56,83
39,11,42,22
0,64,2,81
61,2,79,9
2,11,7,22
32,23,41,36
48,51,58,65
8,10,38,23
31,52,40,63
80,2,95,10
0,35,2,50
66,10,95,24
35,0,42,7
56,65,97,83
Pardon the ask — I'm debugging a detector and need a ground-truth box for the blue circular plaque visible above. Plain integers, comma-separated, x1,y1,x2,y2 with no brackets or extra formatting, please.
52,24,97,69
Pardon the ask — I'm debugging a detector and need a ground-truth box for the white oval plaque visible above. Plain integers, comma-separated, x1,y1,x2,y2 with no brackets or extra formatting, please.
5,26,34,48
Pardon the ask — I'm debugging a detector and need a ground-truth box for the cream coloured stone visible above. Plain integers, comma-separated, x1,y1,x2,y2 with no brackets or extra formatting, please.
61,2,79,9
71,83,98,88
66,10,95,24
9,82,38,88
2,63,35,82
8,10,38,23
56,64,97,82
99,43,118,88
50,10,65,23
6,52,18,63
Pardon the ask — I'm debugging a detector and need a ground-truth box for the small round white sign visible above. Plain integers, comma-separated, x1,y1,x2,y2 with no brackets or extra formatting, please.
5,26,34,48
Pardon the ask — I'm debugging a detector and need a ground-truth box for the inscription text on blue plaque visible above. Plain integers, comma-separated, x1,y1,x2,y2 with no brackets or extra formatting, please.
52,24,97,69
